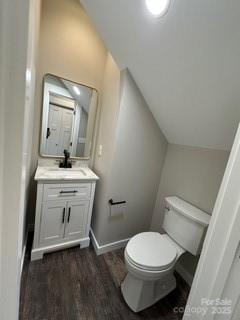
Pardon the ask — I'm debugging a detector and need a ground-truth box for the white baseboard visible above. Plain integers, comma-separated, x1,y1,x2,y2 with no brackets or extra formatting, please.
90,228,130,255
175,262,194,286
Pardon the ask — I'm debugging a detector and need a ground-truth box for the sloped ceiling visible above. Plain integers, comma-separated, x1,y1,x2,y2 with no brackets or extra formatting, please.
81,0,240,150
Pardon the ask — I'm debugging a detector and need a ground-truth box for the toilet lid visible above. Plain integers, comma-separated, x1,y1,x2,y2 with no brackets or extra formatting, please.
125,232,177,271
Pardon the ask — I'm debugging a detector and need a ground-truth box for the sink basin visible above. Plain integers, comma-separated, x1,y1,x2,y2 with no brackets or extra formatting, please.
47,168,87,176
35,166,99,181
47,167,85,172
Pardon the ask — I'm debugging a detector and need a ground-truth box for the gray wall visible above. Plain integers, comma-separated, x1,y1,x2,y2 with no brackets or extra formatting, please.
92,70,168,245
151,144,229,279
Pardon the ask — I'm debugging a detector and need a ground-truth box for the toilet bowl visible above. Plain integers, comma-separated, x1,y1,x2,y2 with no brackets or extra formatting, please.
121,196,211,312
121,232,185,312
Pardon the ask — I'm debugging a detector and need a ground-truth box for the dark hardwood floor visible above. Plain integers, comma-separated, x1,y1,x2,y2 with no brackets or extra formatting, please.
20,237,190,320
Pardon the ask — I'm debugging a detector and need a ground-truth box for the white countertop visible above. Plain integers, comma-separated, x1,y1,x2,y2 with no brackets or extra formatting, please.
35,166,99,182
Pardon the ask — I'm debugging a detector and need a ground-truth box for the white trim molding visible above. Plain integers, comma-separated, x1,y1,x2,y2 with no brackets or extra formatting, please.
90,228,130,255
31,237,90,261
20,236,27,277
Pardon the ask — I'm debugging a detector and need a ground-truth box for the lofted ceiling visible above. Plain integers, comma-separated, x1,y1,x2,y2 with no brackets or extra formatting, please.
81,0,240,150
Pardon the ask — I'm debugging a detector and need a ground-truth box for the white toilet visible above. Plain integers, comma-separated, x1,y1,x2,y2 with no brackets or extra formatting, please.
121,196,211,312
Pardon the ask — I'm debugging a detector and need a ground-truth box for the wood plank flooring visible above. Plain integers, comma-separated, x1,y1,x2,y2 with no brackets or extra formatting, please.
20,239,189,320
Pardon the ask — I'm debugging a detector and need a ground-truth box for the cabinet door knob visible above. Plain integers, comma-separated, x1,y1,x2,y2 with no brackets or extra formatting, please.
62,207,66,224
67,207,71,223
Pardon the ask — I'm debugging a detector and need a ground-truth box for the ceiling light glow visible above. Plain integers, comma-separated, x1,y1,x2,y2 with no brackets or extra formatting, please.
73,85,81,95
145,0,170,17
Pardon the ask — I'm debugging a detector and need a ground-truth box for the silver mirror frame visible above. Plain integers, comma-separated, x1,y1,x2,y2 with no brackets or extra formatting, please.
39,73,99,160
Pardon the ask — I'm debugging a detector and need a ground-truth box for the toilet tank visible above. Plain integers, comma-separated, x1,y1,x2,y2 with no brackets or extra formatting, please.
162,197,211,256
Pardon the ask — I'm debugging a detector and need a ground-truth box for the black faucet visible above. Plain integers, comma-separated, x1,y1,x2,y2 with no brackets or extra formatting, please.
59,149,72,168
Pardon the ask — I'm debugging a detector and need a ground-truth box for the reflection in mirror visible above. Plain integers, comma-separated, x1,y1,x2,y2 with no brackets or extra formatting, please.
40,74,98,159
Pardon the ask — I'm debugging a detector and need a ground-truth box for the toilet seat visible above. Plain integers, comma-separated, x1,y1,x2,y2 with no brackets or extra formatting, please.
125,232,177,272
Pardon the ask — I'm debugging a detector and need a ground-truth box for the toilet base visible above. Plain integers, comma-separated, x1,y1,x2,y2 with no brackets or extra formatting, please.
121,272,176,312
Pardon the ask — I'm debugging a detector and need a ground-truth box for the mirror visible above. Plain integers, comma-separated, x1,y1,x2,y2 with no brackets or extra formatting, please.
40,74,98,159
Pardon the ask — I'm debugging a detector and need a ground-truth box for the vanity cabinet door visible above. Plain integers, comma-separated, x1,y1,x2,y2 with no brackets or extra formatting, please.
39,200,66,245
64,200,89,240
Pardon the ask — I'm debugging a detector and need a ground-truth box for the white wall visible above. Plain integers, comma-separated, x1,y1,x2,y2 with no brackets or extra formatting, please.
92,70,168,245
0,0,40,319
81,0,240,151
0,0,5,294
93,53,121,180
151,144,229,280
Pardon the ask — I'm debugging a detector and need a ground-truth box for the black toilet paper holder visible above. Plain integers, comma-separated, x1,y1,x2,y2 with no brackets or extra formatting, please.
109,199,126,206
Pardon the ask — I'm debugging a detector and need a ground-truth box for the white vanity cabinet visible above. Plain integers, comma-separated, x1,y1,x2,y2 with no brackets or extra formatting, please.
31,167,99,261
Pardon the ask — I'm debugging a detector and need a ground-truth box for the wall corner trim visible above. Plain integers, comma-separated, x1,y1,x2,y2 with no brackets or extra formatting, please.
175,262,194,286
20,232,28,278
90,228,130,255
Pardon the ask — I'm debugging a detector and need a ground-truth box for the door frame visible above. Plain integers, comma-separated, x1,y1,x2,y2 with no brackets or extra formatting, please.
0,0,41,319
183,125,240,319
